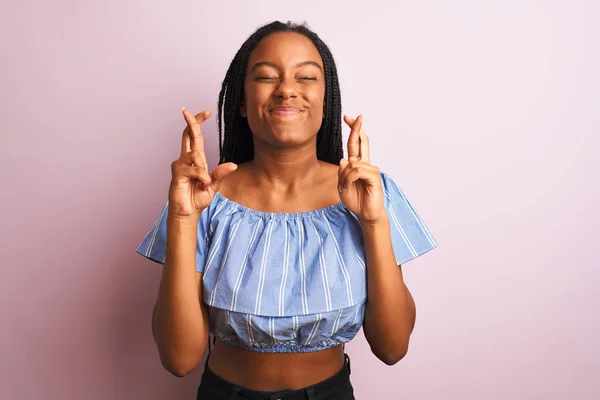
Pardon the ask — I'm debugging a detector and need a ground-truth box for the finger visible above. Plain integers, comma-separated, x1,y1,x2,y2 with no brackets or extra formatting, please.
344,114,362,162
337,158,349,192
343,114,355,126
187,165,212,185
182,108,210,154
359,127,370,164
342,167,368,188
181,150,208,170
181,126,191,156
194,109,211,125
339,161,380,190
338,158,349,177
339,159,359,191
171,162,212,185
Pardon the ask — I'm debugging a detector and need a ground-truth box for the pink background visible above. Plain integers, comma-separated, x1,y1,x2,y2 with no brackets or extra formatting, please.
2,1,599,399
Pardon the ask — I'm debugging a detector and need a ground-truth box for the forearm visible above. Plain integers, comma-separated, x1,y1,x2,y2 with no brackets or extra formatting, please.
153,211,208,376
362,217,416,365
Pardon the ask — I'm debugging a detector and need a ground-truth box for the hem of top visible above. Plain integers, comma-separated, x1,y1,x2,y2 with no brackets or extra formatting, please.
213,191,350,219
215,335,349,353
205,296,368,318
396,242,439,266
135,248,165,265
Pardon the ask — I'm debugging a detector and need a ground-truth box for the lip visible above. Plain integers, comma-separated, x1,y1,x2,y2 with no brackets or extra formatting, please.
269,106,303,116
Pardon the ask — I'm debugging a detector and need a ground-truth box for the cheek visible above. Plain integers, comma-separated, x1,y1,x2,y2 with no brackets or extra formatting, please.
246,93,272,123
309,89,325,118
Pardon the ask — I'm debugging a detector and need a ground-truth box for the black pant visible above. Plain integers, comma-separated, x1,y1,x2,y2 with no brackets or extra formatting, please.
196,353,355,400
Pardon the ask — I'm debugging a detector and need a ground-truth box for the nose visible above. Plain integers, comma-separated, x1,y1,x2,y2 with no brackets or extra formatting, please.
274,76,299,99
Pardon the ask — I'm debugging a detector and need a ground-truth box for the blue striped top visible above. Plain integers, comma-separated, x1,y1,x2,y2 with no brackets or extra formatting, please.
136,171,437,353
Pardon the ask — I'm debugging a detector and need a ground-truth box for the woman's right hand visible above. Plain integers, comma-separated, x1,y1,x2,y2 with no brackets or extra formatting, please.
168,108,237,217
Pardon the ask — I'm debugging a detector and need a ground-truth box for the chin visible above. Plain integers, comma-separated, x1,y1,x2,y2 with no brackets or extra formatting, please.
266,128,315,147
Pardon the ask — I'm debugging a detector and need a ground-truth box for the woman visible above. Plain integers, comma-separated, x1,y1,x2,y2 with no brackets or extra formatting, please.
137,21,437,400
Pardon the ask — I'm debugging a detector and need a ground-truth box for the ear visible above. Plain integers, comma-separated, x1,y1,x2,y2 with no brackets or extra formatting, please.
240,100,247,117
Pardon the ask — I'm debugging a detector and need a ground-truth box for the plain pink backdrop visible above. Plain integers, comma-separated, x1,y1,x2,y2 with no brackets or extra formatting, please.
1,1,599,399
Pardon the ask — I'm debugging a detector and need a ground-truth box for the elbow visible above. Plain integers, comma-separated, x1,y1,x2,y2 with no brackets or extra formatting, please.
374,346,408,366
157,344,207,377
378,349,408,366
370,340,409,366
160,354,202,377
166,365,193,378
365,328,411,365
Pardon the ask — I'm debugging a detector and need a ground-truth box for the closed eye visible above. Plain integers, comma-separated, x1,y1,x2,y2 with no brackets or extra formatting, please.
299,77,317,80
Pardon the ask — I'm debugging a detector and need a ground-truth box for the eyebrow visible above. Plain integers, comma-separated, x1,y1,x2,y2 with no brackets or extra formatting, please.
249,61,323,72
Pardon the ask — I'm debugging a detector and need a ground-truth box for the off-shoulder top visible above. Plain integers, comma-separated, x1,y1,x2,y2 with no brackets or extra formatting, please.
136,171,437,353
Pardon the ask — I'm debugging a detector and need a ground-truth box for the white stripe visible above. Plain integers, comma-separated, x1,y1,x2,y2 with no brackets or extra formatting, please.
311,221,332,312
224,310,231,335
297,220,309,314
354,251,366,270
145,212,160,251
383,184,392,201
305,313,322,345
353,304,360,325
352,242,366,271
278,225,290,316
245,314,254,346
269,317,275,345
348,212,368,270
208,218,243,304
293,315,298,339
389,206,417,257
323,215,354,306
212,197,228,218
144,220,159,257
207,198,228,238
226,206,237,215
231,220,263,310
145,204,167,257
331,309,344,336
348,211,360,223
203,215,232,277
397,187,438,247
255,219,274,314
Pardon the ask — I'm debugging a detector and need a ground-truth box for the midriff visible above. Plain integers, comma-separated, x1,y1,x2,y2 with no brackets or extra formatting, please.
207,339,345,391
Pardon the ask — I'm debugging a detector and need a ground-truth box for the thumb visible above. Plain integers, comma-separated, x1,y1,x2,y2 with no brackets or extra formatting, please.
210,162,238,189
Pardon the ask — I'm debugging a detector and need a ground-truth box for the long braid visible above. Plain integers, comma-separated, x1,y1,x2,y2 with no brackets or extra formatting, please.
217,21,343,165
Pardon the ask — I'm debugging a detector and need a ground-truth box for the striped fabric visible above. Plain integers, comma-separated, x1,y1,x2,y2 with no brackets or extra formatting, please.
136,172,437,352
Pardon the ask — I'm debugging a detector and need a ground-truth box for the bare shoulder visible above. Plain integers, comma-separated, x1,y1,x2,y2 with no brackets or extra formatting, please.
318,160,340,185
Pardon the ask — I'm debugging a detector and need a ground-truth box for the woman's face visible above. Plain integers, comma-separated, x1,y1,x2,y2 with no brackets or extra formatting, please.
242,32,326,149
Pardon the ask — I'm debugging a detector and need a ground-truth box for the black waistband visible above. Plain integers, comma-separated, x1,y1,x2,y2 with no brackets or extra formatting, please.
199,353,352,400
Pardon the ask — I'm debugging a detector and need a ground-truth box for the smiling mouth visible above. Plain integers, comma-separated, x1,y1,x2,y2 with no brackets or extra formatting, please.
269,107,303,116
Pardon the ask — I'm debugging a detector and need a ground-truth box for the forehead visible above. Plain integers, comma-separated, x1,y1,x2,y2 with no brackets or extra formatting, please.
247,32,323,69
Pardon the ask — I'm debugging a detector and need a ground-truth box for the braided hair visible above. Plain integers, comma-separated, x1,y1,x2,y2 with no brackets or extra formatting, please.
217,21,343,165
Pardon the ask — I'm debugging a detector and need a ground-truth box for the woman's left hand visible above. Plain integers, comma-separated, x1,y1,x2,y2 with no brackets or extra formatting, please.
338,114,387,225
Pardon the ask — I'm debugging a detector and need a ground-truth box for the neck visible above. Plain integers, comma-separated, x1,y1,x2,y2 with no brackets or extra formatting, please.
250,141,322,191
